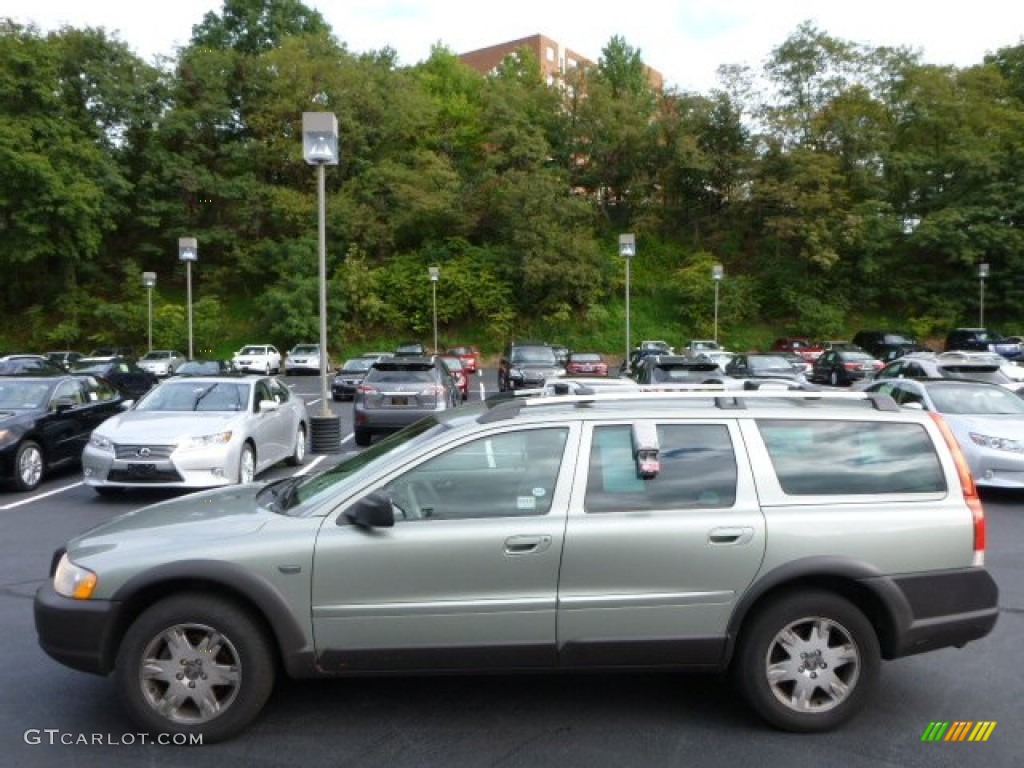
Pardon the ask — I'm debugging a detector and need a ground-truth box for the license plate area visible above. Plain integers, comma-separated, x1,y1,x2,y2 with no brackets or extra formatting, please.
390,396,409,406
127,463,157,476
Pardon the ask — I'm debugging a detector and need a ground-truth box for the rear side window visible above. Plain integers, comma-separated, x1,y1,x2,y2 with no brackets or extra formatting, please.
585,424,737,512
758,420,945,495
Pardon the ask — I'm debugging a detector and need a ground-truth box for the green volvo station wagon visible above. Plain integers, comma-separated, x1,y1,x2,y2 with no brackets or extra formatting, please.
35,390,999,742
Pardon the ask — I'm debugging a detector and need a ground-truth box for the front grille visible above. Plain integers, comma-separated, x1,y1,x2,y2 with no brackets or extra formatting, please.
107,467,184,483
114,444,176,460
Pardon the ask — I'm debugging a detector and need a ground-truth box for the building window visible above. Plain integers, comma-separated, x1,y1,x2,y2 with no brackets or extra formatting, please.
546,46,555,62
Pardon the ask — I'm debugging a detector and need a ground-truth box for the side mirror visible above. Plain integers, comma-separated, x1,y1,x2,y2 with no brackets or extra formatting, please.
258,399,280,413
342,491,396,528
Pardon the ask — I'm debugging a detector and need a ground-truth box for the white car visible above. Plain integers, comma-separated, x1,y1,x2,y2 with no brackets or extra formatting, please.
284,343,327,375
137,349,186,377
82,375,308,493
232,344,281,374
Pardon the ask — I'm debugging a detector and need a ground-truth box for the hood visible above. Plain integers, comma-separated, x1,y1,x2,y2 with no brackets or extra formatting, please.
947,413,1024,434
96,410,242,441
68,484,272,561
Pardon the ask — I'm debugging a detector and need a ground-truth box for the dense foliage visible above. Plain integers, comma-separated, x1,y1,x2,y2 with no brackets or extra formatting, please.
3,1,1024,356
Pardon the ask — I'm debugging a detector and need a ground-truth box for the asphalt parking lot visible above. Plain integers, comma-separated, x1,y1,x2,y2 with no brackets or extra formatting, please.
1,371,1021,767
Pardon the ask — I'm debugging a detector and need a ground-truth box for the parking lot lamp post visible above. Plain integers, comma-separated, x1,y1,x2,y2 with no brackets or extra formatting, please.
978,263,989,327
303,111,341,452
177,238,197,360
619,234,635,364
712,264,724,343
429,266,440,354
142,272,156,353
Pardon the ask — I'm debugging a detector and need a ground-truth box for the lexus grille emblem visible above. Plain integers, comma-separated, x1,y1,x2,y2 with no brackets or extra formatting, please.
137,447,151,457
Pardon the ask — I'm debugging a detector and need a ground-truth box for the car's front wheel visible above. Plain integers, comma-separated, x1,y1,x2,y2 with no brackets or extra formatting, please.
114,593,275,743
12,440,44,492
238,444,256,484
286,425,306,466
733,590,879,732
354,428,371,447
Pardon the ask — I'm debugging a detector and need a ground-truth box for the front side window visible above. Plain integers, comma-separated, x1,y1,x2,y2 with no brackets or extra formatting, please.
585,424,737,513
758,419,945,495
381,428,569,520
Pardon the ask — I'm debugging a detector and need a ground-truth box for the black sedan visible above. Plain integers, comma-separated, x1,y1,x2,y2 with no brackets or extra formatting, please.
70,357,158,400
723,353,815,388
810,349,884,386
0,374,130,491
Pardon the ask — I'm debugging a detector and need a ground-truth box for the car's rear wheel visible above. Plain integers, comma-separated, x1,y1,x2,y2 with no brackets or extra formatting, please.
286,425,306,466
238,444,256,484
12,440,44,492
734,590,879,732
354,429,371,447
94,486,124,497
113,593,275,744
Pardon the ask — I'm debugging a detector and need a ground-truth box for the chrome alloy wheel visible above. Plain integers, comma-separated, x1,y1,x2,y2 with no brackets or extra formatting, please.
763,615,861,714
137,623,241,724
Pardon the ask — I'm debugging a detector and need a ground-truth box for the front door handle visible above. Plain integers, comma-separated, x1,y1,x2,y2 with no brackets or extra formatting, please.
504,535,552,555
708,527,755,546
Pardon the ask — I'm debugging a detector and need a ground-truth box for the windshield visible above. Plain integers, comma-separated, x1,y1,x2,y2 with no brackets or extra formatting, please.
750,356,793,372
278,418,446,511
136,381,249,412
239,346,266,355
0,380,53,410
292,346,318,354
511,347,557,365
929,384,1024,414
142,351,170,360
341,359,372,372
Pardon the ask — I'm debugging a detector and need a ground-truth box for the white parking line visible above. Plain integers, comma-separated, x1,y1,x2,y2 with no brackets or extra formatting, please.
1,481,83,510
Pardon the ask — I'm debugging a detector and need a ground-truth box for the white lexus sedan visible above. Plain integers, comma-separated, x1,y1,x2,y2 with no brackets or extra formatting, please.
82,375,308,494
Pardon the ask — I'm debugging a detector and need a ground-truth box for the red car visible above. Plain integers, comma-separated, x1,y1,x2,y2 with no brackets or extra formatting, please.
566,352,609,376
445,345,480,375
770,337,823,363
441,356,470,400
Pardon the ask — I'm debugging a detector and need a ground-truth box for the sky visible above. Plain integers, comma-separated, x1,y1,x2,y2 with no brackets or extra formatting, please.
6,1,1024,93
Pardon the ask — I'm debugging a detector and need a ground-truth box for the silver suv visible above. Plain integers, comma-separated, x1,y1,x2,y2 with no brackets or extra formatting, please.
34,390,998,742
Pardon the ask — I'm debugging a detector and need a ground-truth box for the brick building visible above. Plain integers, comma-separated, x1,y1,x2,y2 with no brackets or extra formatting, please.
459,33,663,90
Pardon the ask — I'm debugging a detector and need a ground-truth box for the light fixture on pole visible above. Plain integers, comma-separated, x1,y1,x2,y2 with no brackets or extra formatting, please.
978,263,989,327
712,264,724,343
428,266,440,354
142,272,157,353
619,234,636,364
177,238,197,360
303,111,341,453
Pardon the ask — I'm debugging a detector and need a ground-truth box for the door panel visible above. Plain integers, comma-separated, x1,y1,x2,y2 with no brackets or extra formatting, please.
557,421,765,666
311,425,576,670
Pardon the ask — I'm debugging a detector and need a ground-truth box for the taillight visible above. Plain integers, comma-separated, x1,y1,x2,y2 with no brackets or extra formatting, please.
420,384,444,396
357,384,377,394
929,412,986,562
843,363,860,371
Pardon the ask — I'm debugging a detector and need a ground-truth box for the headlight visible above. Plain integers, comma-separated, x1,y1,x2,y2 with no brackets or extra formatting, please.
88,433,114,452
179,431,233,450
53,553,98,599
509,368,524,379
969,432,1024,452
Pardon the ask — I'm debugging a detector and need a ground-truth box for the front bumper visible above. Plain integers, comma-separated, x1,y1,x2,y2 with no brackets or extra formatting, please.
34,583,122,675
82,442,241,488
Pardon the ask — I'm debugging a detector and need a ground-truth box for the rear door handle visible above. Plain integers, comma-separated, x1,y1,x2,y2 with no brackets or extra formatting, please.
504,535,552,555
708,527,755,546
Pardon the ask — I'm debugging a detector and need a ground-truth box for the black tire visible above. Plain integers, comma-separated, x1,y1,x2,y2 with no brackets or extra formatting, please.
94,486,125,497
733,590,879,732
238,443,256,484
113,593,275,743
286,424,306,466
12,440,44,492
354,428,371,447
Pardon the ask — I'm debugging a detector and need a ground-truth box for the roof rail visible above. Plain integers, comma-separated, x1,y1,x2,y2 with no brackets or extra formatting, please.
477,389,900,423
